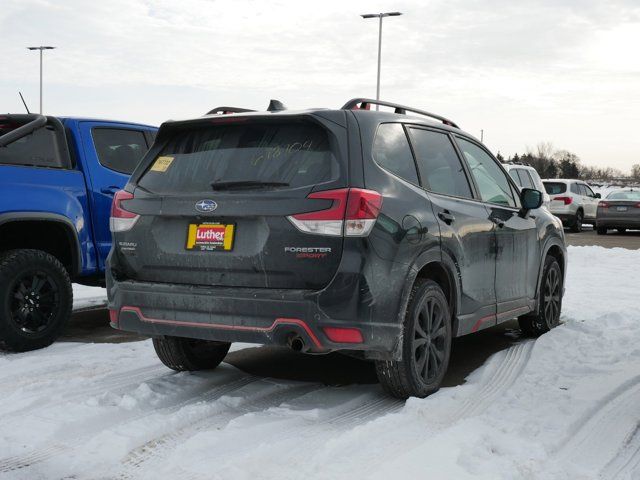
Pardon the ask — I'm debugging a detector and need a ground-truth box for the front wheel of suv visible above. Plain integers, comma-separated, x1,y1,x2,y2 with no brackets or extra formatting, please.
375,279,452,399
152,336,231,371
518,255,563,337
570,210,583,233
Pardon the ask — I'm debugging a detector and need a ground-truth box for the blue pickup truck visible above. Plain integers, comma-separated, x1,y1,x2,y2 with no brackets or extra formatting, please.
0,114,156,351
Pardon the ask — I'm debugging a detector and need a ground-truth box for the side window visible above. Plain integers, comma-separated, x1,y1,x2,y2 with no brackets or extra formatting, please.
583,184,595,197
372,123,419,184
92,128,148,175
456,137,516,207
408,128,473,198
0,126,65,168
517,169,535,189
509,169,522,186
570,183,580,195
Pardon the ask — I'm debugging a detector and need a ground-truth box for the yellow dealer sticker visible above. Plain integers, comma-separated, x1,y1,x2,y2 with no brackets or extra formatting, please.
150,156,174,173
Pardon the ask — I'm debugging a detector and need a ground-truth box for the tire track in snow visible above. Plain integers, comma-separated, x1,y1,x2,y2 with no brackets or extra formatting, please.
0,372,258,474
601,425,640,480
553,375,640,477
0,364,167,418
449,340,534,420
117,382,328,478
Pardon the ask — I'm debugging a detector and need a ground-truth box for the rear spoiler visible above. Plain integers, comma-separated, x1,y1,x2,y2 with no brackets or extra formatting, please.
0,114,47,147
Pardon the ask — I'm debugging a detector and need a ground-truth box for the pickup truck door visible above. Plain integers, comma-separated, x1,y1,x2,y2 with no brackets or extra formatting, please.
77,121,154,270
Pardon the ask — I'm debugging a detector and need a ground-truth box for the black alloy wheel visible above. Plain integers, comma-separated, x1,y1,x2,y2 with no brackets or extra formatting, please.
10,271,60,334
413,295,448,383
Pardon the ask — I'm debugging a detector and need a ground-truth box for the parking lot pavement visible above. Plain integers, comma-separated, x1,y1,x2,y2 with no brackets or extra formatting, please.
565,226,640,249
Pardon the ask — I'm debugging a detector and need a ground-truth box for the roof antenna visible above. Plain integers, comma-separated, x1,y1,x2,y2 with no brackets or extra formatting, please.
19,92,31,114
267,99,286,112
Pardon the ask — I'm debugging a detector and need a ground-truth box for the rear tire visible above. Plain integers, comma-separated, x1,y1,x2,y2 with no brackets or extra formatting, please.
519,256,562,337
375,279,452,399
0,249,72,352
152,336,231,371
596,227,607,235
570,210,583,233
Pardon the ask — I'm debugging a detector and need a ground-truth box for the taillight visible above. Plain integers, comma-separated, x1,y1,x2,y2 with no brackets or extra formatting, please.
287,188,382,237
636,203,640,208
599,201,610,208
109,190,139,232
554,196,573,205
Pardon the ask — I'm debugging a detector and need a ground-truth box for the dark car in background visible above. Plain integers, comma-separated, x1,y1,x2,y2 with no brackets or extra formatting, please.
596,189,640,234
107,98,566,399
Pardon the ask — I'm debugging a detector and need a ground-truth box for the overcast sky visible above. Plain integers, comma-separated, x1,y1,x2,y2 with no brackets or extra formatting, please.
1,0,639,172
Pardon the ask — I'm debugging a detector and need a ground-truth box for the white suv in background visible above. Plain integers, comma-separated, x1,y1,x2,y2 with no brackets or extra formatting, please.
503,163,550,208
542,179,601,232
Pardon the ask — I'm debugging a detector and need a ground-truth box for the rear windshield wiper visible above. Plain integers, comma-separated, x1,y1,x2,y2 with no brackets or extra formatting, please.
210,180,290,191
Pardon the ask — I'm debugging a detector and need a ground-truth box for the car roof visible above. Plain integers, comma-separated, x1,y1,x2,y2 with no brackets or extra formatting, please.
164,108,479,141
542,179,587,183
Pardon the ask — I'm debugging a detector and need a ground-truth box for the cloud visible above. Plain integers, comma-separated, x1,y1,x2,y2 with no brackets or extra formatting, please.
1,0,638,171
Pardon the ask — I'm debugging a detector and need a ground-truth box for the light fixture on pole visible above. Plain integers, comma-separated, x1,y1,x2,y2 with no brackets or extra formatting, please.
27,46,56,114
361,12,402,110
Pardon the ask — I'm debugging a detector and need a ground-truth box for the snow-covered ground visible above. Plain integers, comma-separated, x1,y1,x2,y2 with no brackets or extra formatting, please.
1,246,639,480
73,284,108,311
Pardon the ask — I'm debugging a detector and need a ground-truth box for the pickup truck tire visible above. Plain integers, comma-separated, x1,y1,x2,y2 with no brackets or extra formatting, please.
152,336,231,371
0,249,73,352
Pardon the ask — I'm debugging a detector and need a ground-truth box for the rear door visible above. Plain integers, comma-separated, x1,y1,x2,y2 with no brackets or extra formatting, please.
407,126,497,330
455,137,539,316
119,115,349,290
78,122,153,269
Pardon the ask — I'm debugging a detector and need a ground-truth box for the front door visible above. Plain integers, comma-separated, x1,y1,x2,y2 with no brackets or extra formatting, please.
454,137,539,321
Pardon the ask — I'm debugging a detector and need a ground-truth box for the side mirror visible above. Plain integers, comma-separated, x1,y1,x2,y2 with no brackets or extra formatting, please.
520,188,543,212
595,193,601,199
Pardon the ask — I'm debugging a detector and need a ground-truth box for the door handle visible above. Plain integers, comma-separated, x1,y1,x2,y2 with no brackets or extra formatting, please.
100,186,120,195
438,211,455,225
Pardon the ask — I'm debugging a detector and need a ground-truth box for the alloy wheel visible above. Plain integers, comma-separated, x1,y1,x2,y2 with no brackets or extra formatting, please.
413,296,448,383
9,271,60,334
543,265,561,328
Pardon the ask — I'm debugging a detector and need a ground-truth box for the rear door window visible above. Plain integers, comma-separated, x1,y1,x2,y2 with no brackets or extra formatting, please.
372,123,419,185
509,169,522,186
408,128,473,198
516,169,535,189
543,182,567,194
570,183,581,195
456,137,516,207
0,125,65,168
92,128,149,174
138,121,340,193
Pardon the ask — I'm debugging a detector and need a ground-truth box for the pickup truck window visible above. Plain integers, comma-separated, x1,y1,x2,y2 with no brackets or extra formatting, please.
92,128,148,175
0,126,65,168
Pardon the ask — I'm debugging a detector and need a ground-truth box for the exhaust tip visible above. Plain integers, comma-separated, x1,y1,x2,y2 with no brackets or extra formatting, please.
288,335,305,352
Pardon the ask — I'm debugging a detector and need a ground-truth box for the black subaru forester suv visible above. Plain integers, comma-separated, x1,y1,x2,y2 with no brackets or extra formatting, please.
107,99,566,399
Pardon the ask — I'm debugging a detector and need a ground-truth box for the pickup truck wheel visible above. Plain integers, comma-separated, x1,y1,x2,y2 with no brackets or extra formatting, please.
0,249,72,352
375,279,452,399
596,227,607,235
518,256,562,337
152,336,231,371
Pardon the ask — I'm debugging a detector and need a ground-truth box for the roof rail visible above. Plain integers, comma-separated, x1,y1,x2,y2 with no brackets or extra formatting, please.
206,106,256,115
341,98,460,129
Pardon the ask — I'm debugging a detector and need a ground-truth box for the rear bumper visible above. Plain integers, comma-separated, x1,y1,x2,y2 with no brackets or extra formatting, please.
107,276,401,357
596,216,640,229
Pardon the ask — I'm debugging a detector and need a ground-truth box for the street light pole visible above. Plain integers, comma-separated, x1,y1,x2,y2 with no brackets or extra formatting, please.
361,12,402,110
27,46,56,114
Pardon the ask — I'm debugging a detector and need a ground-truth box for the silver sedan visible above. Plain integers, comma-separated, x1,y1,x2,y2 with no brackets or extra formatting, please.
596,189,640,234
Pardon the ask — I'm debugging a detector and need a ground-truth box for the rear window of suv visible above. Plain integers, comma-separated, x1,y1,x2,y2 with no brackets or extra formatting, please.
543,182,567,195
138,121,339,193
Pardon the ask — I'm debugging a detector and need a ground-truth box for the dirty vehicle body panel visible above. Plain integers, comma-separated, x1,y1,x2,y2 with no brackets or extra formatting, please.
107,104,566,361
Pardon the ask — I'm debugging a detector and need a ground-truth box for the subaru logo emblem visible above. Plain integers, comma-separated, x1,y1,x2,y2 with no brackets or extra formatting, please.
195,199,217,212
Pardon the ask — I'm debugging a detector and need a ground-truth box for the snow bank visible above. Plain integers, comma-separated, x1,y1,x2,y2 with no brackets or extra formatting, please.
1,246,639,480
